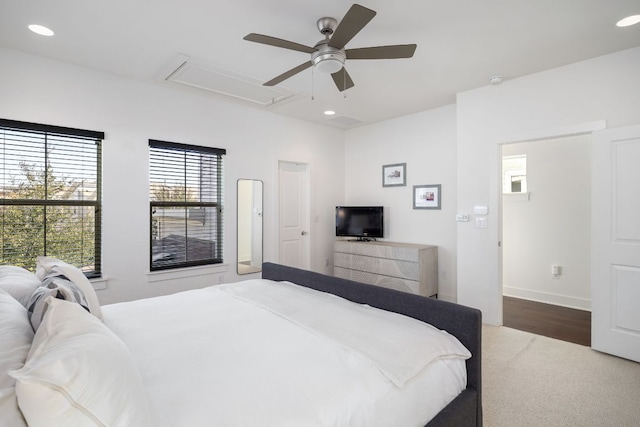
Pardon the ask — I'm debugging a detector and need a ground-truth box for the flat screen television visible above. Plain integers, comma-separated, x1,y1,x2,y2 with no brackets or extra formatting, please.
335,206,384,240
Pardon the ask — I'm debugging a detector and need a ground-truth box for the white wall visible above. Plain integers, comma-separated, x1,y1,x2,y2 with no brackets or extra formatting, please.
502,135,591,310
344,105,458,301
5,44,639,317
0,47,345,304
457,47,640,324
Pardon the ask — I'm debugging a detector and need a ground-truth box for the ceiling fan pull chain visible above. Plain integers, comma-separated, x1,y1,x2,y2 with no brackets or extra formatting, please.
311,65,315,100
343,70,347,98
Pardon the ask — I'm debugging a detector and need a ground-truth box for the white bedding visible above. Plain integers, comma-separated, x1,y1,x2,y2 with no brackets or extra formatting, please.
103,279,469,427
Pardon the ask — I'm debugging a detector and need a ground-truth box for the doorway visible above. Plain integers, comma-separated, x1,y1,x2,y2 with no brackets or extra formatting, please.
501,134,591,344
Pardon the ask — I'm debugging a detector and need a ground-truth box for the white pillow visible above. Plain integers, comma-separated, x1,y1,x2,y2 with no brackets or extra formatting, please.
35,256,103,320
0,289,33,427
9,298,151,427
0,266,42,307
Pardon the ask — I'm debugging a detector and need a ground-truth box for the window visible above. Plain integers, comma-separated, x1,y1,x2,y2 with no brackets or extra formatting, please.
502,155,527,194
149,140,225,271
0,118,103,276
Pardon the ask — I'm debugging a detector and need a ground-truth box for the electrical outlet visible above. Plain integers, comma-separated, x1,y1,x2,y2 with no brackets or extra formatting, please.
441,271,447,280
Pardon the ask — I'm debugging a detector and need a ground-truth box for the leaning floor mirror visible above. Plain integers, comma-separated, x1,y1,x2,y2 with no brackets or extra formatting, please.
237,179,263,274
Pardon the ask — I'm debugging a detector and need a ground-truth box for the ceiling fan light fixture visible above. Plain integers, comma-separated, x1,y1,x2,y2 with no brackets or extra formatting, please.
311,42,346,74
314,56,344,73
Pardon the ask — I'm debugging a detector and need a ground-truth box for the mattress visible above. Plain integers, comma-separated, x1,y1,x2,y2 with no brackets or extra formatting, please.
102,279,469,427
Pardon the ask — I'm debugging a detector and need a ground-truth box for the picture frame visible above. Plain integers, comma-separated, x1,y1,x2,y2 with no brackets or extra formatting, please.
413,184,441,209
382,163,406,187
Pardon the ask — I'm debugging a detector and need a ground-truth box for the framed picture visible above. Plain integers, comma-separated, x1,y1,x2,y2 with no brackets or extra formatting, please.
413,184,441,209
382,163,406,187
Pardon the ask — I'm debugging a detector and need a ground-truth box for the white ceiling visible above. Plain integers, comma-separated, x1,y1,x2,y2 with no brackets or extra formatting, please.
1,0,639,129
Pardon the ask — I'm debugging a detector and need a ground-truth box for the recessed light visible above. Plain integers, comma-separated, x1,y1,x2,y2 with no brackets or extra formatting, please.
28,24,55,36
616,15,640,27
324,110,336,116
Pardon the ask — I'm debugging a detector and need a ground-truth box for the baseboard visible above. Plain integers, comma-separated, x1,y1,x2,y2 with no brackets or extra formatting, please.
503,286,591,311
437,293,456,303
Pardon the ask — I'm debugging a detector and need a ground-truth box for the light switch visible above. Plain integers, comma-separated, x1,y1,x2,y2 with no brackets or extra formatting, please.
474,205,489,215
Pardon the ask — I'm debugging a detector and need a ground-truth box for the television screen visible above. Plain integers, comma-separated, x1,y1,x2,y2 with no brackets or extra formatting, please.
335,206,384,239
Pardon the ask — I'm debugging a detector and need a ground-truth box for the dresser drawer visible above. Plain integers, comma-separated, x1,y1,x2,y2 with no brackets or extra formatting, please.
348,254,419,281
334,267,420,295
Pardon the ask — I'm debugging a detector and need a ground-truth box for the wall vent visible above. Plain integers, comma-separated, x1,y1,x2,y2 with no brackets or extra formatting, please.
165,60,301,107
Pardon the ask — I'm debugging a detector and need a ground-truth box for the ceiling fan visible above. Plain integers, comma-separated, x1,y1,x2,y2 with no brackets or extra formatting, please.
243,3,417,92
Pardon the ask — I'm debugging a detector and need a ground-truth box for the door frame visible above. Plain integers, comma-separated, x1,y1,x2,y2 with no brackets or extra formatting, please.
496,120,606,325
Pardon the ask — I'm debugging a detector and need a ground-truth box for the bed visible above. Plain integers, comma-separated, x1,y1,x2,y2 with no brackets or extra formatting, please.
261,262,483,427
1,259,482,427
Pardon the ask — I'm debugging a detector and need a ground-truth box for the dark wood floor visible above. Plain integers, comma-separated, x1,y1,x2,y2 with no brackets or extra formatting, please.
503,296,591,346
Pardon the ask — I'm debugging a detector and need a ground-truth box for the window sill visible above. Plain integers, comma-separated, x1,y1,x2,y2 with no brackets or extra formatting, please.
90,277,108,291
147,263,229,283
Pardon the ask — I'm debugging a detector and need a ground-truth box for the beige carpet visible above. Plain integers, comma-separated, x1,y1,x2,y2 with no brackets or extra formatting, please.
482,325,640,427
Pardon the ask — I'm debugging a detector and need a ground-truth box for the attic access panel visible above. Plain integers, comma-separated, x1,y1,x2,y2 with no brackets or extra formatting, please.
166,60,301,107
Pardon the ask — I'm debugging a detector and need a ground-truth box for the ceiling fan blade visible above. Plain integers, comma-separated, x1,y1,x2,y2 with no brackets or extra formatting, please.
331,67,355,92
346,44,417,60
328,4,376,50
244,33,315,54
263,61,312,86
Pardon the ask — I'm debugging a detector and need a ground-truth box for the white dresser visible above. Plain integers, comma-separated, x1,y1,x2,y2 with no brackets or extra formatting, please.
333,240,438,297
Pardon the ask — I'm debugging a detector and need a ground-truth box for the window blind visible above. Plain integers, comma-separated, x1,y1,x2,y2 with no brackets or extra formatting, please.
0,118,103,276
149,140,225,271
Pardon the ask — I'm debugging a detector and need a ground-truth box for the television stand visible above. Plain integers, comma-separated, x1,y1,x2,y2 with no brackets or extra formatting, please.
351,237,377,242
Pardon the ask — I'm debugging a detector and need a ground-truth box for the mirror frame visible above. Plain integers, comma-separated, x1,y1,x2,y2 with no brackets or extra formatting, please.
236,179,263,275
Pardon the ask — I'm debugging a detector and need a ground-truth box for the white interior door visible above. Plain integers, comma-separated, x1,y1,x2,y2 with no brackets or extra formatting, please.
592,124,640,362
278,161,309,269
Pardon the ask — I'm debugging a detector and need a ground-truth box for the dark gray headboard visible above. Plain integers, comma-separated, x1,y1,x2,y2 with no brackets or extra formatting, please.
261,262,482,426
